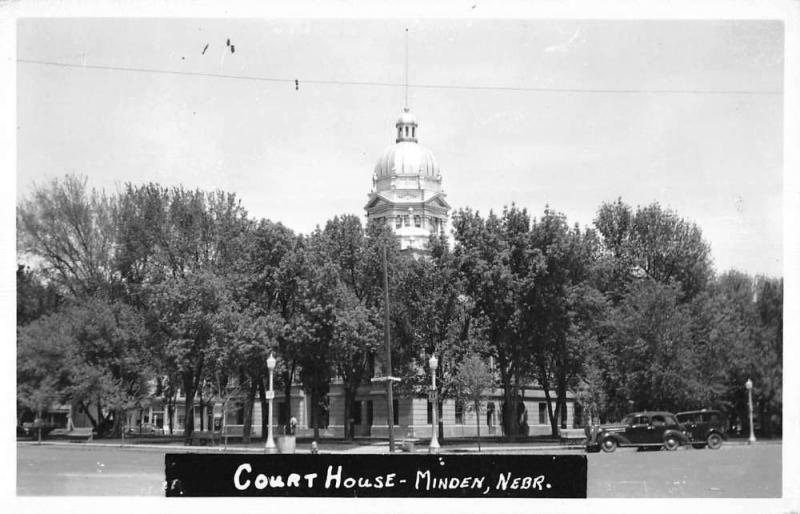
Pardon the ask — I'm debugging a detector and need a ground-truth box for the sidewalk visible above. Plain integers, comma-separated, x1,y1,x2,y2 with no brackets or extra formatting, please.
17,437,583,454
17,435,781,454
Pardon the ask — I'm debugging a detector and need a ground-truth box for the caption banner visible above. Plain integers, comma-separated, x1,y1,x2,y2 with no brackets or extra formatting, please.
165,453,587,497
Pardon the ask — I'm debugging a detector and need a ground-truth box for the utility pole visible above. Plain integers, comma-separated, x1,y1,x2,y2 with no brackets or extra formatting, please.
371,246,399,452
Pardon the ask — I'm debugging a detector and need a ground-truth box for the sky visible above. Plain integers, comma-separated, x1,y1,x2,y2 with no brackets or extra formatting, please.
16,17,784,277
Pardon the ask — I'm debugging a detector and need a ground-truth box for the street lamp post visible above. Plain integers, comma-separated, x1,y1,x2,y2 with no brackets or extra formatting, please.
745,378,756,444
429,354,440,453
265,353,277,453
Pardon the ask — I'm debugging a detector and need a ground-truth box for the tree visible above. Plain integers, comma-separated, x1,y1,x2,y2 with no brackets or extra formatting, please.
454,354,494,450
17,313,71,428
692,272,783,436
145,271,232,442
17,264,61,326
602,279,697,417
391,234,478,438
524,210,606,435
17,298,148,437
594,200,712,301
319,215,389,439
17,175,116,298
451,206,543,438
114,184,252,441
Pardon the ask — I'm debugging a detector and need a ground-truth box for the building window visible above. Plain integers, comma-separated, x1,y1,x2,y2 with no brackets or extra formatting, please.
412,127,416,138
455,400,465,425
403,216,410,227
426,401,443,424
539,403,547,425
395,217,402,229
352,401,362,425
414,215,421,227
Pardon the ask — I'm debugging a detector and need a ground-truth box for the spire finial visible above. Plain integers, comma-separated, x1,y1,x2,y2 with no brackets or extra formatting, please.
404,28,409,109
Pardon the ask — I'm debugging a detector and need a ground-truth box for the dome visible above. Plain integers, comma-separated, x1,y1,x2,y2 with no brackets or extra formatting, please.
374,141,440,178
395,109,418,127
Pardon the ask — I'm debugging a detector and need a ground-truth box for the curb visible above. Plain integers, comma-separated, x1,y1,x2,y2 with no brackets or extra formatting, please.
18,439,780,454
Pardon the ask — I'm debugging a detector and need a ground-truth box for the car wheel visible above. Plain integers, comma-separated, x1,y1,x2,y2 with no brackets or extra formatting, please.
601,438,617,453
706,433,723,450
692,443,706,449
663,436,680,451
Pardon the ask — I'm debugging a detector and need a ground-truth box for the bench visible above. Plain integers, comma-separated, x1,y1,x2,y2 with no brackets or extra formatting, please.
49,427,94,442
558,428,586,444
187,431,218,446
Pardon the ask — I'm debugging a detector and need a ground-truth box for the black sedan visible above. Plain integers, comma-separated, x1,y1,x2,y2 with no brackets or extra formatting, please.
586,411,690,453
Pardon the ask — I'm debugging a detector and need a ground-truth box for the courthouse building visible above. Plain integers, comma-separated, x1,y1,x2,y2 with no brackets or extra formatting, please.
121,107,577,439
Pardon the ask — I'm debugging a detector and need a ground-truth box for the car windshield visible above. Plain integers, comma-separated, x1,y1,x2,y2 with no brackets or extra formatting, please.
621,415,636,425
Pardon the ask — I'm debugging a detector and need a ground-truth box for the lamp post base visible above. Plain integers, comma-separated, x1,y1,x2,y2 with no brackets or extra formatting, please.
265,440,278,453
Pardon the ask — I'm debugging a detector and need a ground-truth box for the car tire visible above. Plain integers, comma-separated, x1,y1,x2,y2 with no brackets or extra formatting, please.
663,436,680,451
601,438,617,453
706,433,723,450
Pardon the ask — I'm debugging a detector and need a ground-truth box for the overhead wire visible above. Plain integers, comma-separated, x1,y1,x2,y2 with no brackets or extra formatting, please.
16,58,783,96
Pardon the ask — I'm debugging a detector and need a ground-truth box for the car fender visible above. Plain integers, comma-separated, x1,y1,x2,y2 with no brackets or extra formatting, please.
706,428,728,440
663,428,689,444
600,431,629,446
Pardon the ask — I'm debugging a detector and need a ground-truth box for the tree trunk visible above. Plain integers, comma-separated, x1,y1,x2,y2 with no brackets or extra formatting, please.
96,403,105,437
475,400,482,451
112,408,123,438
283,368,293,423
498,352,519,438
79,401,99,431
343,390,352,440
242,379,257,443
536,357,559,437
258,378,268,438
167,397,174,436
182,384,195,442
311,390,320,442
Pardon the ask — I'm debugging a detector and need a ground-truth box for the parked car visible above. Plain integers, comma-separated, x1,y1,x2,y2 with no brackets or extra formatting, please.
585,411,689,453
676,409,728,449
20,420,60,439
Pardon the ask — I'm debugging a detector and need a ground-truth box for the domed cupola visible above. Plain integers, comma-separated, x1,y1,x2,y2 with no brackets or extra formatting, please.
396,107,418,143
374,108,441,180
365,106,451,256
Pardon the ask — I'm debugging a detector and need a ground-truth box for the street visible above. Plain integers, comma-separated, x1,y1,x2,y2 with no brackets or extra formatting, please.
586,443,781,497
16,441,781,497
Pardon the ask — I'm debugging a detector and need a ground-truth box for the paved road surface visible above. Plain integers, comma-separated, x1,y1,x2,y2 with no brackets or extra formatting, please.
17,442,781,497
